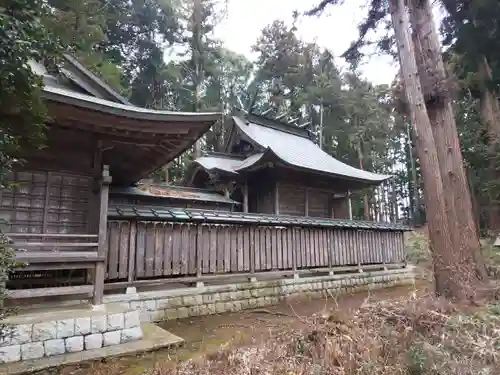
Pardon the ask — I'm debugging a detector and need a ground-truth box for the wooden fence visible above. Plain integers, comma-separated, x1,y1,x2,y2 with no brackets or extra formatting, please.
105,220,406,283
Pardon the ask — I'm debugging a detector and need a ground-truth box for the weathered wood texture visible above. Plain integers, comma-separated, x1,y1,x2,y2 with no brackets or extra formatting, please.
109,196,232,211
105,220,405,281
0,170,93,234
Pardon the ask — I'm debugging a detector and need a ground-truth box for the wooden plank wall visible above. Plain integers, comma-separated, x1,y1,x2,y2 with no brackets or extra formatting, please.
105,220,406,282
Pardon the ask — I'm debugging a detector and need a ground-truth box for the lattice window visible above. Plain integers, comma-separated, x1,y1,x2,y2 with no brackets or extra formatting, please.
0,170,93,234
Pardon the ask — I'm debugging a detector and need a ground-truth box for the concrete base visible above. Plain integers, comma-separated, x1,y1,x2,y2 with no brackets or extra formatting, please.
0,323,183,375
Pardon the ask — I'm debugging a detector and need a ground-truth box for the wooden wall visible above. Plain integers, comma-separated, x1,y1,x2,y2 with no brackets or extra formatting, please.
105,220,406,282
245,167,352,219
0,170,94,234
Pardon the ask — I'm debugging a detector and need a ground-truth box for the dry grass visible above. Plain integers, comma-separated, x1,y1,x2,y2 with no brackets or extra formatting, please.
133,294,500,375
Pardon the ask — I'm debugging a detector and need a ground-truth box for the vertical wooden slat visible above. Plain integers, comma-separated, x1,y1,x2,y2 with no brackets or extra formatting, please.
230,226,238,272
196,225,202,277
249,227,255,273
135,222,146,278
260,227,267,271
216,225,225,273
128,221,137,282
181,224,190,275
210,225,217,273
300,228,306,268
291,228,297,272
154,223,164,277
171,224,181,275
224,226,231,272
188,224,197,275
118,222,129,279
275,228,282,269
107,222,119,280
265,227,272,270
163,223,173,276
144,223,155,277
202,225,211,274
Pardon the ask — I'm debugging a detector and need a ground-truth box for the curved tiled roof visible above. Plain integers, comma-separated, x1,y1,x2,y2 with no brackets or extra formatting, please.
191,115,390,185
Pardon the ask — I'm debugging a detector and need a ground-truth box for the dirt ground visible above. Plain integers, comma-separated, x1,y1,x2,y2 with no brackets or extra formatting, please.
37,283,424,375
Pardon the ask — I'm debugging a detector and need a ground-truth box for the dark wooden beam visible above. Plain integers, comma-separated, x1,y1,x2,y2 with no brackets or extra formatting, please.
274,182,280,215
305,187,309,216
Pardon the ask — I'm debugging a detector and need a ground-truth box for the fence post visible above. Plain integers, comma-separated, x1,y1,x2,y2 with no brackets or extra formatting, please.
93,165,111,306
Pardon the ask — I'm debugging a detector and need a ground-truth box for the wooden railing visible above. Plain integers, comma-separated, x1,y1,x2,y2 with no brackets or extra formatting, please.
6,233,101,299
104,220,406,286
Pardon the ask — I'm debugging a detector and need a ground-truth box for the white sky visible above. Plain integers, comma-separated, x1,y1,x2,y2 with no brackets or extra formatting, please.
214,0,399,85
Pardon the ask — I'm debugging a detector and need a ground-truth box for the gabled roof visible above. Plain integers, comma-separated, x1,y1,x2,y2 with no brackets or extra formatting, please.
29,57,221,185
189,115,390,186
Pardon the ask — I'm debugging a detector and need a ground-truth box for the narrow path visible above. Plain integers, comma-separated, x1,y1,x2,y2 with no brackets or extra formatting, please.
39,285,420,375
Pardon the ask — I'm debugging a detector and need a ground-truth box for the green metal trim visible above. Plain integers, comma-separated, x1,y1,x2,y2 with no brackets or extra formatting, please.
108,205,411,231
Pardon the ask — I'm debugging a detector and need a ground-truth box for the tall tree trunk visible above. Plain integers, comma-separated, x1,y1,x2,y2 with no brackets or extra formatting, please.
357,143,370,220
192,0,203,159
478,56,500,233
410,0,487,283
389,0,464,299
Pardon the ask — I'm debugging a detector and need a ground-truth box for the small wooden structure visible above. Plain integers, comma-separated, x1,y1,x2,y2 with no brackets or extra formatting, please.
2,56,409,306
185,112,390,218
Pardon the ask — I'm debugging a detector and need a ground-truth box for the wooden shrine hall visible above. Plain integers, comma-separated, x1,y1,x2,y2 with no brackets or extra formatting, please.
0,55,409,308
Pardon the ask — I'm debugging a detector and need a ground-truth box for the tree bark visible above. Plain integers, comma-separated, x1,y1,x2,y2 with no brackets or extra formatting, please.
410,0,488,283
389,0,465,299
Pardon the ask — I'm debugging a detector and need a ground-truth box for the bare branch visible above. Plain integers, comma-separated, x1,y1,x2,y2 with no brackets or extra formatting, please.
305,0,344,16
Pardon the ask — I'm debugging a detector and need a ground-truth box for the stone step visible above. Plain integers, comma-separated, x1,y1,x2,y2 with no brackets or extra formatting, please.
0,304,143,364
1,323,184,375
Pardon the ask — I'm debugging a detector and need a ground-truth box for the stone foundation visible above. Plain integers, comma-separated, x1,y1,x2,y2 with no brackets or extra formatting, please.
105,267,415,323
0,305,142,364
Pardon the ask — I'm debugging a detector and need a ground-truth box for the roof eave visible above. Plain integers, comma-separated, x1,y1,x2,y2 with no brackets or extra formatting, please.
41,86,222,123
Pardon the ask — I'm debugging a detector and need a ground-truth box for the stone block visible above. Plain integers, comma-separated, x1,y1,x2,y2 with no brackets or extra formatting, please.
206,303,216,315
124,310,140,328
84,333,103,350
169,297,182,307
107,313,125,331
156,298,170,310
164,309,178,320
56,319,75,339
91,315,107,333
103,331,121,347
182,295,196,306
44,339,65,357
10,324,32,345
177,307,189,319
215,302,225,314
32,321,57,342
121,327,143,344
143,300,157,311
198,305,209,316
65,336,84,353
188,306,199,317
74,317,91,336
0,345,21,363
21,342,44,360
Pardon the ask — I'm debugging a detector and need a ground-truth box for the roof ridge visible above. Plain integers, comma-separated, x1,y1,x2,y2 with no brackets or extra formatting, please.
244,113,312,139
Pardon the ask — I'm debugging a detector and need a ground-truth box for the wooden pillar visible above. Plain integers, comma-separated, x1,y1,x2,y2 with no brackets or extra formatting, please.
274,182,280,215
243,180,249,213
347,191,353,220
304,188,309,216
93,165,111,306
330,194,335,218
